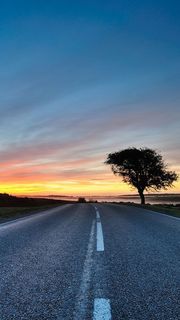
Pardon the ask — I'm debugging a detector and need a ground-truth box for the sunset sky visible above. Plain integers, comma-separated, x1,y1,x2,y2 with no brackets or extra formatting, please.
0,0,180,196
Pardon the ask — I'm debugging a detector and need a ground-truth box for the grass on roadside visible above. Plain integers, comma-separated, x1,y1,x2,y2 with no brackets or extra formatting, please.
145,204,180,218
0,205,60,221
127,203,180,218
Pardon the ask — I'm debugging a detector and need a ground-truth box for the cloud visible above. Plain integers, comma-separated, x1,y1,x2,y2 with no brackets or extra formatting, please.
0,0,179,195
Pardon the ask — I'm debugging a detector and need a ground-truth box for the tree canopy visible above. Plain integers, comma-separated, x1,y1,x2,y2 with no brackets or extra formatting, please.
105,147,178,204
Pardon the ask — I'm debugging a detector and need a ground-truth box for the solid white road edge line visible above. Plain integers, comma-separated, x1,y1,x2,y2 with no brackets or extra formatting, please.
122,204,180,221
146,208,180,221
93,298,111,320
0,205,73,230
73,220,95,320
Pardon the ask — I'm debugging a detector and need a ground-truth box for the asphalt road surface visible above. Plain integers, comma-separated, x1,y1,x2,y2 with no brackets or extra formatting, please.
0,204,179,319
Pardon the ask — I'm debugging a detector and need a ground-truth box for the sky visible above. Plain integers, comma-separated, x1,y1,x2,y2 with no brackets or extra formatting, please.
0,0,180,196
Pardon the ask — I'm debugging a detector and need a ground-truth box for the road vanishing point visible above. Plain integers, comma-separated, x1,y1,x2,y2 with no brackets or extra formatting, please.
0,204,179,319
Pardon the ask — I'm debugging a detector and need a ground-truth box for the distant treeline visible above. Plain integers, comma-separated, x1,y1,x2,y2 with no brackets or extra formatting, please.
0,193,74,207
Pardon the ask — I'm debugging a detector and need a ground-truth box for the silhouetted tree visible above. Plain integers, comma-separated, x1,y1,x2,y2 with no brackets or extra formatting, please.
78,197,86,203
105,148,178,204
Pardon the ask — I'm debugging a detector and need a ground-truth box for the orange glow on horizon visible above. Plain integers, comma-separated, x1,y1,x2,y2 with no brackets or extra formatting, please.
0,179,179,197
0,157,179,197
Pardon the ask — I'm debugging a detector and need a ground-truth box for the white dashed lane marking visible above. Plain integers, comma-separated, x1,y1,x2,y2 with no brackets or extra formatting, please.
93,207,112,319
95,207,104,252
93,298,112,320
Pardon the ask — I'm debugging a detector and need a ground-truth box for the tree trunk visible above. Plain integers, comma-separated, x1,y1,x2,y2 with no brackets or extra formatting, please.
138,190,145,204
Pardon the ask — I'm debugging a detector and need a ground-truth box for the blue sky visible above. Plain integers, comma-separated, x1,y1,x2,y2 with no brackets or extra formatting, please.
0,0,179,195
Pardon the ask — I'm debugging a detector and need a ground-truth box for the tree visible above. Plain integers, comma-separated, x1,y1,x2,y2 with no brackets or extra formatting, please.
78,197,86,203
105,147,178,204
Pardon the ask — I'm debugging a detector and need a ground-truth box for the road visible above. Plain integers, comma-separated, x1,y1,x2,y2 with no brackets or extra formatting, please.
0,204,179,319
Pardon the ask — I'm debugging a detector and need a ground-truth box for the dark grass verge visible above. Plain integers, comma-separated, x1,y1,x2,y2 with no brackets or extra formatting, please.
0,204,66,223
0,193,76,222
124,202,180,218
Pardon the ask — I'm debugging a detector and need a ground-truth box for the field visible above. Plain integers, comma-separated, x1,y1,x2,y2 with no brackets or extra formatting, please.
0,193,74,221
145,204,180,218
128,203,180,218
0,205,61,221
